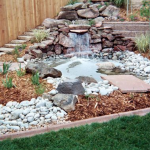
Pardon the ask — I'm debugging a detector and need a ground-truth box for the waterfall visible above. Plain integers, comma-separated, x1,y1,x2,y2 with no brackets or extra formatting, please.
67,32,92,57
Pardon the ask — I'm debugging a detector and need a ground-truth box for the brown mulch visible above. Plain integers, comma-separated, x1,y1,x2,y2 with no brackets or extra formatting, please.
0,72,53,105
0,43,32,62
134,50,150,60
67,91,150,121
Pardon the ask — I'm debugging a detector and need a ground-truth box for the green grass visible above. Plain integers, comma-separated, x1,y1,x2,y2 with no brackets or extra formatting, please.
1,114,150,150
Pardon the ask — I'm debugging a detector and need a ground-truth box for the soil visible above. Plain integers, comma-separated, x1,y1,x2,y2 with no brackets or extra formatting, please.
0,72,53,105
67,91,150,121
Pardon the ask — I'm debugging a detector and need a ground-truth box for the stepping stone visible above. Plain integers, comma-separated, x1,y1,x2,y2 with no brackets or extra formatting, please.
36,26,45,29
102,75,150,93
24,32,34,36
11,40,28,44
5,44,22,48
18,36,34,41
0,62,26,71
0,47,14,53
0,52,5,56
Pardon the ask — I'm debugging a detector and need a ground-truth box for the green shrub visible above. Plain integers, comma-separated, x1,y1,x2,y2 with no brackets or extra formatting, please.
135,33,150,53
33,29,49,43
31,72,40,85
110,0,126,7
67,0,78,5
88,19,95,26
129,14,137,21
140,0,150,20
13,46,20,56
35,84,45,95
16,64,26,77
3,74,13,89
0,62,11,75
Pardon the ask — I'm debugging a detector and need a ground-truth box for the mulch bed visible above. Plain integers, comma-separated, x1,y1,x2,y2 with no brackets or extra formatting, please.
67,91,150,121
0,72,53,105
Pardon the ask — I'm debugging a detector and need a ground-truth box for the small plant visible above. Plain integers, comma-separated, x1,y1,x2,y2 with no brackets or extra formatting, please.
129,14,137,21
16,64,26,77
67,0,78,5
135,33,150,53
88,19,95,26
3,74,13,89
35,84,45,95
110,0,126,7
13,46,20,56
0,62,11,75
21,44,27,49
98,4,102,9
140,0,150,20
33,29,49,43
31,72,40,85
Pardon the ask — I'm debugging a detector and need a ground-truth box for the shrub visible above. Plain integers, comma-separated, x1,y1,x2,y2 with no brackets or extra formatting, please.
129,14,137,21
31,72,40,85
16,64,26,77
3,74,13,89
13,46,20,56
33,29,49,43
35,84,45,95
67,0,78,5
110,0,126,7
88,19,95,26
140,0,150,20
135,33,150,53
0,62,11,75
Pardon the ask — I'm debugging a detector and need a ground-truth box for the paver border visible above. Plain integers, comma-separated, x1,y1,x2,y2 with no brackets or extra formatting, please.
1,107,150,141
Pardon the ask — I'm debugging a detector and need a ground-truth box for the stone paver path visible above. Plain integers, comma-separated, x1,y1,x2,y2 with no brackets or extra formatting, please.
102,75,150,93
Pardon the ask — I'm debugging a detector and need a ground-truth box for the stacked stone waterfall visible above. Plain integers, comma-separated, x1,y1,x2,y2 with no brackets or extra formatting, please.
24,2,135,60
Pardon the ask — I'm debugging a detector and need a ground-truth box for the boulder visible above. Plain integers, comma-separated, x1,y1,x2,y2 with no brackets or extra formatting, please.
69,24,91,30
90,43,102,51
76,76,97,84
59,33,74,47
94,17,105,24
26,62,62,78
107,34,115,41
61,5,74,11
55,44,62,55
30,49,43,58
73,3,83,10
102,40,113,48
42,18,57,28
23,54,34,61
97,62,115,70
57,11,78,20
51,94,78,112
77,7,99,19
57,79,85,95
99,5,107,12
102,5,119,17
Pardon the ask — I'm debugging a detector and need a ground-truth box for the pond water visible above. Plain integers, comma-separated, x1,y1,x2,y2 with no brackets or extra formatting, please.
45,57,126,81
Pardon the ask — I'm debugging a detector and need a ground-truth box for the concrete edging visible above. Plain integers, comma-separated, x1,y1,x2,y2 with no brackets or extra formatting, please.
0,107,150,141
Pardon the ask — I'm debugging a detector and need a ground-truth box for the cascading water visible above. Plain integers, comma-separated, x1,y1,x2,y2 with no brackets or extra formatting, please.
67,32,92,57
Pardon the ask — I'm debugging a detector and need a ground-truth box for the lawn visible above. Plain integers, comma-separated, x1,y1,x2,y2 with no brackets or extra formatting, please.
1,114,150,150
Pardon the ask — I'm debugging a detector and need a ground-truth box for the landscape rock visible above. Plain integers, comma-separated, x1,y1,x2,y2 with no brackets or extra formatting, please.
57,79,85,95
77,7,99,19
52,94,78,112
26,62,62,78
97,62,115,70
102,5,119,17
76,76,97,84
57,11,78,20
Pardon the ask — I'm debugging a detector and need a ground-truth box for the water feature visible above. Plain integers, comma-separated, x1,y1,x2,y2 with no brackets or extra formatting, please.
67,32,92,57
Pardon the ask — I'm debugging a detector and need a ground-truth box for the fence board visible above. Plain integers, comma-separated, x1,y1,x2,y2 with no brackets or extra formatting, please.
0,0,69,47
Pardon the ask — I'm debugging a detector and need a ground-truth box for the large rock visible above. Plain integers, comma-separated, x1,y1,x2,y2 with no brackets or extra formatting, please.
76,76,97,84
77,7,99,19
97,62,115,70
42,18,57,28
30,49,43,58
61,5,74,11
57,79,85,95
51,94,78,112
94,17,105,24
26,62,62,78
57,11,78,20
59,33,74,47
102,5,119,17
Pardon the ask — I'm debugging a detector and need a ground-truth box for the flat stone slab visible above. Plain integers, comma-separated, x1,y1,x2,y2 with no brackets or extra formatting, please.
0,62,25,71
70,30,88,33
102,75,150,93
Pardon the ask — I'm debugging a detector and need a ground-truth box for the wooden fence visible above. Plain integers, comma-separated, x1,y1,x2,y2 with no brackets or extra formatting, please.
0,0,69,47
